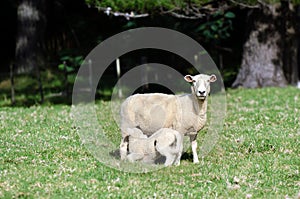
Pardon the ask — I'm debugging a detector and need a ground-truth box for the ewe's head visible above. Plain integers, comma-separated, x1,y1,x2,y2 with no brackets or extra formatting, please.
184,74,217,100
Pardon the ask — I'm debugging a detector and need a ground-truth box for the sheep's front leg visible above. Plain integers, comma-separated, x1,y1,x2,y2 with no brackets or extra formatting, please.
120,143,127,160
120,137,128,160
190,134,199,163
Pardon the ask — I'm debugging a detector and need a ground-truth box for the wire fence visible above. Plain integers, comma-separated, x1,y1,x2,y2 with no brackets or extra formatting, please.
0,61,87,105
0,58,120,105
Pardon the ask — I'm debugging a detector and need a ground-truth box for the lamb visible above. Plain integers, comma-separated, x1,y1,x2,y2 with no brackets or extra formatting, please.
123,128,183,166
119,74,217,163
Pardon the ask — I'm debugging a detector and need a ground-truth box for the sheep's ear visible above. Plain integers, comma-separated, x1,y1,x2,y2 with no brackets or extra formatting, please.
209,74,217,82
184,75,194,83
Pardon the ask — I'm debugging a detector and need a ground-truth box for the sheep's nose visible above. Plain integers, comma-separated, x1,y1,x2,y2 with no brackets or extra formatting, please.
198,91,206,95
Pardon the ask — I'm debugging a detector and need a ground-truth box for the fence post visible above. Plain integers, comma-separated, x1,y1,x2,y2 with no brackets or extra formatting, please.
88,59,93,93
10,63,15,105
141,56,148,92
63,61,68,97
116,58,123,98
87,59,94,101
36,64,44,103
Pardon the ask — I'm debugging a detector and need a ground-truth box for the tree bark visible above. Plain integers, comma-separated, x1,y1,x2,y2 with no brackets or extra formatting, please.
15,0,46,74
232,2,297,88
281,1,298,85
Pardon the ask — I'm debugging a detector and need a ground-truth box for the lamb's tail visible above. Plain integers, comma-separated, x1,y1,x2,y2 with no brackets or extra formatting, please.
170,132,183,154
156,132,183,154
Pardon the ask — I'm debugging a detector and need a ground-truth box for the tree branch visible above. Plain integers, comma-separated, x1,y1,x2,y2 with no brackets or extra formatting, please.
230,0,276,12
168,11,205,19
160,1,231,19
92,6,149,20
228,0,260,9
90,1,233,20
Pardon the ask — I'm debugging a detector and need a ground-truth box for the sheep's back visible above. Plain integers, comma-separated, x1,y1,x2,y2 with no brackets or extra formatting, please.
120,93,179,136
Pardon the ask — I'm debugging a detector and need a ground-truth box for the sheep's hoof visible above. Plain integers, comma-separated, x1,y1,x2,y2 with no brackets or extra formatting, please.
193,159,199,164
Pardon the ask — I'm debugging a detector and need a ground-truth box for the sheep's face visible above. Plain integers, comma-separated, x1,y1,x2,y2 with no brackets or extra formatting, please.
184,74,217,100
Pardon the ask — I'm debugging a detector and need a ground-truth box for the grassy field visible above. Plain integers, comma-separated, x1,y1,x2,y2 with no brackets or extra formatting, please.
0,87,299,198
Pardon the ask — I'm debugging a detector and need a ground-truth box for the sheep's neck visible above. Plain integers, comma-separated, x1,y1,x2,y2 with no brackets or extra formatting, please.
199,99,207,115
193,97,207,116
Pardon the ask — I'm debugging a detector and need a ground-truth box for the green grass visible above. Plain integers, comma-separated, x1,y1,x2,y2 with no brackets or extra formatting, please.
1,87,300,198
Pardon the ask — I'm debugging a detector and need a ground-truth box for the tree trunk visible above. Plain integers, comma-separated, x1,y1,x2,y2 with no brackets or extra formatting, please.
232,2,297,88
281,1,298,85
15,0,46,74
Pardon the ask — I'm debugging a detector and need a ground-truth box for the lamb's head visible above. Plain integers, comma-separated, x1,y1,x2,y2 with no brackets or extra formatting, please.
184,74,217,100
126,128,147,138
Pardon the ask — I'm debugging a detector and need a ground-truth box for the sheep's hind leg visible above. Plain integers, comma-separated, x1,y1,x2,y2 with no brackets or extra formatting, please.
190,134,199,163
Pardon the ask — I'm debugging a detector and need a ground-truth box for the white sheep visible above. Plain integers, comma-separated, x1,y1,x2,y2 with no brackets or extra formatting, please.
120,74,217,163
123,128,183,166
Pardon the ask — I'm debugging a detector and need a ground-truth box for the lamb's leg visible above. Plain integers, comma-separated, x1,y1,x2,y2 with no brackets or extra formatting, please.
156,142,176,166
173,134,183,166
127,153,144,162
173,151,182,166
190,134,199,163
142,155,156,164
164,154,176,166
171,146,182,166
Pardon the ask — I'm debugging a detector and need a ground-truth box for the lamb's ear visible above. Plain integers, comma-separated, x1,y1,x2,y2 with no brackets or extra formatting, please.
209,74,217,82
124,135,129,143
184,75,194,83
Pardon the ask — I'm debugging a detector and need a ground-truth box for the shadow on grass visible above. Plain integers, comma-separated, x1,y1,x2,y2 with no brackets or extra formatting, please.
109,148,193,167
180,152,193,162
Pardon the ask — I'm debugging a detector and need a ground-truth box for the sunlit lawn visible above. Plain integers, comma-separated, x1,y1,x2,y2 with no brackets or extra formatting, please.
0,87,299,198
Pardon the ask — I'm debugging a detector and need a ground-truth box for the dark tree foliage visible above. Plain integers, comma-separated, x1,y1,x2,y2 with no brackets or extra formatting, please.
87,0,300,87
